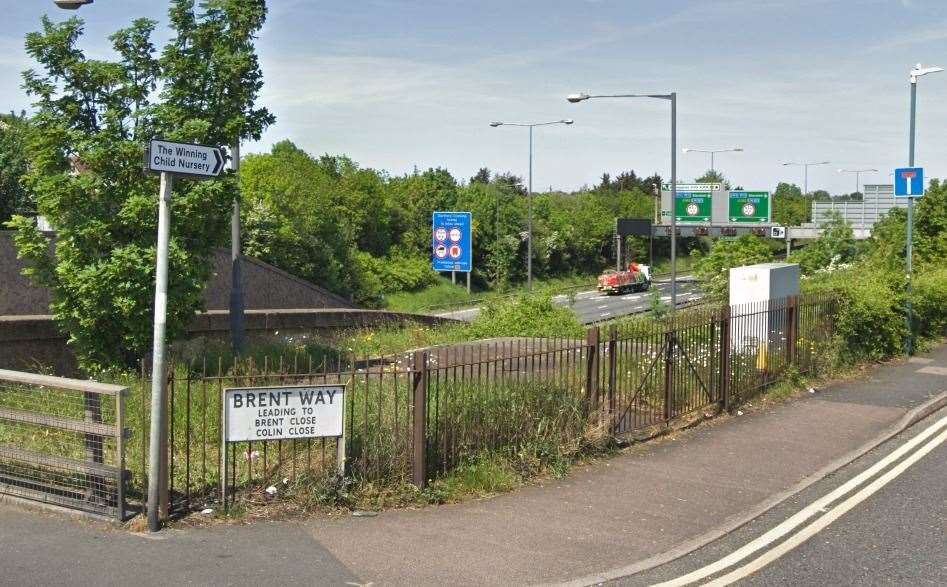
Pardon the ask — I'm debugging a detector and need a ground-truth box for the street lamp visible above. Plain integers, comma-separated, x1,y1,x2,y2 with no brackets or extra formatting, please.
489,119,573,291
837,168,877,228
682,146,742,174
781,161,830,195
905,63,942,354
567,91,679,306
53,0,93,8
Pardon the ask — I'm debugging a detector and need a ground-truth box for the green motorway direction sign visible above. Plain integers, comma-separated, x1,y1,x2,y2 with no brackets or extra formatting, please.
728,191,770,223
675,191,712,222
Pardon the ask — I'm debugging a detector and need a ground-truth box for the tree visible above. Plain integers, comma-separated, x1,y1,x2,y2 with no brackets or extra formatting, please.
789,211,856,274
469,167,491,185
694,234,773,300
240,141,355,297
695,169,730,190
0,112,32,223
597,172,612,192
865,178,947,269
772,182,809,226
492,171,526,196
7,2,273,372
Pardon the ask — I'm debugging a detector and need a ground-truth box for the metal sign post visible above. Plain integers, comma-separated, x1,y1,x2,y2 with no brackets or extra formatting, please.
146,172,172,533
144,139,224,532
895,166,923,355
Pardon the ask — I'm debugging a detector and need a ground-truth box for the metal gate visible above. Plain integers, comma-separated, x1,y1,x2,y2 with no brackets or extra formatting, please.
0,369,129,521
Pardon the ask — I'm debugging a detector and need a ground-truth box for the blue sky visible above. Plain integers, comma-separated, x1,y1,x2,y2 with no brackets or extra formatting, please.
4,0,947,194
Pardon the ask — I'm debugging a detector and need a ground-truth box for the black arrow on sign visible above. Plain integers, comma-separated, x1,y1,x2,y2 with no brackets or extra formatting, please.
212,148,223,175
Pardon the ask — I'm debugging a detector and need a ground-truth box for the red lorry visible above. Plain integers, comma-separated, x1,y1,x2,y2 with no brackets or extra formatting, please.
597,263,652,295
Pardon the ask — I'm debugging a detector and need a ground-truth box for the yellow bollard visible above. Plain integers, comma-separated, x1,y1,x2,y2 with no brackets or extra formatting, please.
756,343,769,371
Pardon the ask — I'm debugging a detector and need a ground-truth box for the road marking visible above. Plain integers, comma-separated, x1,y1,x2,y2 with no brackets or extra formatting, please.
600,312,612,317
917,366,947,376
598,305,610,309
653,412,947,586
705,426,947,586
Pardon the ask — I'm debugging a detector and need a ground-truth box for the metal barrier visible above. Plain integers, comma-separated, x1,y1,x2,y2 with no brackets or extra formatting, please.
0,369,129,521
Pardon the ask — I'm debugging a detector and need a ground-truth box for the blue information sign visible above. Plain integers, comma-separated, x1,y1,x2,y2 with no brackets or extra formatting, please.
894,167,924,197
432,211,472,272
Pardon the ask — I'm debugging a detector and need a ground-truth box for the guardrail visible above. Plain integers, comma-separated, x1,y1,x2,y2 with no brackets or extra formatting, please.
0,369,130,521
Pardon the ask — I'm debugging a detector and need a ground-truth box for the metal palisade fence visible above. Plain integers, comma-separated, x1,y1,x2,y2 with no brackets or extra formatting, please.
123,294,835,514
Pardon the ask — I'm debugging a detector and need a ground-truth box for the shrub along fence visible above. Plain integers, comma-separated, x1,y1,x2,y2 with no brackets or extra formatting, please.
124,293,836,514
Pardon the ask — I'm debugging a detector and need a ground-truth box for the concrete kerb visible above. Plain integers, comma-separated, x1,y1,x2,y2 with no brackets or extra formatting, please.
550,389,947,587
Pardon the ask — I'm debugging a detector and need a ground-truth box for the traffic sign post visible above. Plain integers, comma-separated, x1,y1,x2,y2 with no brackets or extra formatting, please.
144,139,225,531
432,212,472,293
896,166,924,355
894,167,923,197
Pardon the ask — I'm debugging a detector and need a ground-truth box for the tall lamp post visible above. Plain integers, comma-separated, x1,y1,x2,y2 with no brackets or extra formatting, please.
682,146,742,175
837,167,877,229
781,160,830,195
489,119,574,291
567,91,678,307
906,63,942,355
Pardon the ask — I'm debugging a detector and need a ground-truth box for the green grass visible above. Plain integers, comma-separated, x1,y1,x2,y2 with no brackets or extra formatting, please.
384,274,599,314
336,322,473,357
650,254,697,276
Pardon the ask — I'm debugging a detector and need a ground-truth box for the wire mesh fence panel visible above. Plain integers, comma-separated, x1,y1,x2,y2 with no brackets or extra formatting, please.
0,370,128,521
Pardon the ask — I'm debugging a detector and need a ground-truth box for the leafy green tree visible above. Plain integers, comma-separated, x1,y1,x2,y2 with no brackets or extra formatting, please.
864,178,947,269
0,112,32,223
240,141,355,297
789,211,856,274
694,234,773,300
913,179,947,264
7,2,273,372
695,169,730,190
469,167,491,185
772,182,809,226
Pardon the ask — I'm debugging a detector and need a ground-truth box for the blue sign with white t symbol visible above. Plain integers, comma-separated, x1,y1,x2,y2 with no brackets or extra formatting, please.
894,167,924,197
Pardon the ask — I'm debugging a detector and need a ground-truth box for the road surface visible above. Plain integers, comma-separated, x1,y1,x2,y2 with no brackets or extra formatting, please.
611,406,947,586
436,278,703,324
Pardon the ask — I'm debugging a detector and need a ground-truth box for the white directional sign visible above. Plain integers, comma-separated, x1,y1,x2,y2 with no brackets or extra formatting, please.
224,385,345,442
147,139,224,178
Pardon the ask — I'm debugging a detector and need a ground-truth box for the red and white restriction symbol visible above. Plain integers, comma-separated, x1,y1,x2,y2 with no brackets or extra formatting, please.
434,244,448,259
449,245,462,259
434,227,448,242
449,228,462,242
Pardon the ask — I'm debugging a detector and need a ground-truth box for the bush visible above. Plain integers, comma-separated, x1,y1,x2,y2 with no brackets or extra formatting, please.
790,211,856,275
912,267,947,339
806,268,906,363
468,294,585,339
694,234,773,300
355,253,438,297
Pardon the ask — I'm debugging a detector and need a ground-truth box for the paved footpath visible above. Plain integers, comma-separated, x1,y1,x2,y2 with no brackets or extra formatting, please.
2,345,946,587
